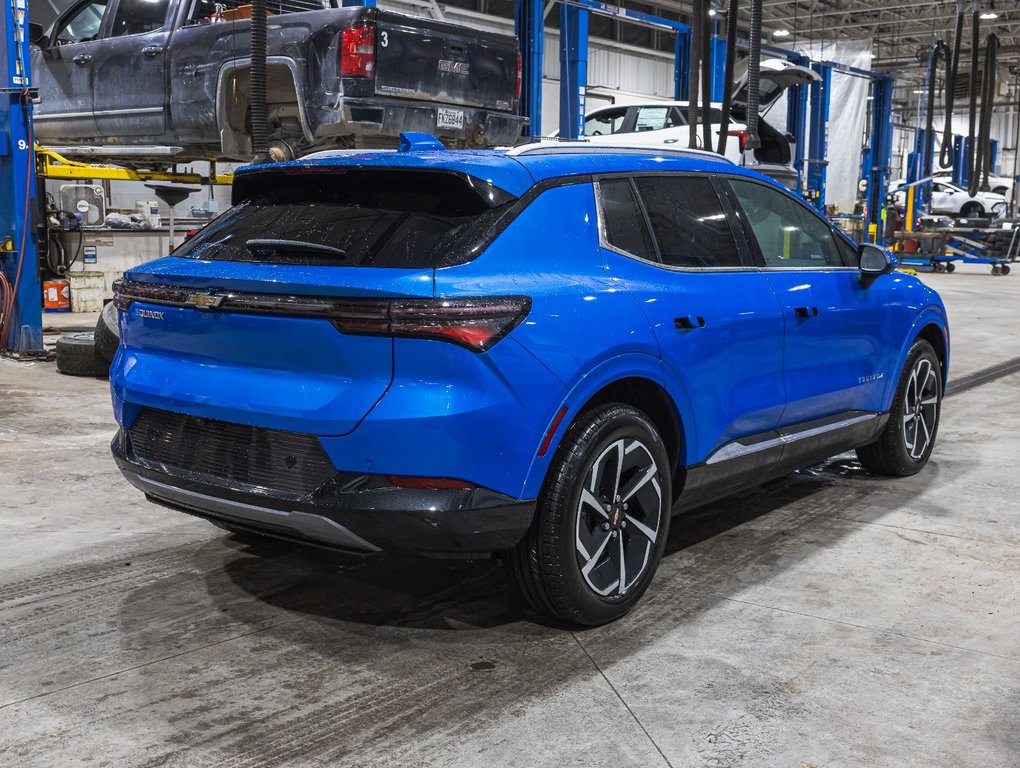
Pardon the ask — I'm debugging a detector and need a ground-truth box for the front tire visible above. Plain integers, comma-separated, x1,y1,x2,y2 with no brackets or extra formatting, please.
857,340,942,476
960,202,983,218
506,404,671,626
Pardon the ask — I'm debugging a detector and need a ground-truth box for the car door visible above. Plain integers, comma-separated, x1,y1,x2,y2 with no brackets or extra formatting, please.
724,177,893,429
596,174,787,505
30,0,110,141
930,182,955,214
92,0,172,137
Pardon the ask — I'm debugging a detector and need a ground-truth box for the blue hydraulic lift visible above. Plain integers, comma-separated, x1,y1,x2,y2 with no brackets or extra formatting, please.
1,0,42,353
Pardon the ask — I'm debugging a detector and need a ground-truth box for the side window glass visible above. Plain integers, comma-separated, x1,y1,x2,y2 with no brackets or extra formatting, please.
729,179,843,268
599,179,655,261
634,106,672,132
585,108,627,137
109,0,170,37
633,177,742,269
55,1,108,44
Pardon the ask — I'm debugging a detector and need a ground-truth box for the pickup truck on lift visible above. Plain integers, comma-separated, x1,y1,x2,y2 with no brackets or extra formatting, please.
28,0,525,164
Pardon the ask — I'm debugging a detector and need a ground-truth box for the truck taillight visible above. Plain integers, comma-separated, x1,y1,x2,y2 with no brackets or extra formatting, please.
515,51,522,100
341,22,375,77
727,129,747,152
331,296,532,352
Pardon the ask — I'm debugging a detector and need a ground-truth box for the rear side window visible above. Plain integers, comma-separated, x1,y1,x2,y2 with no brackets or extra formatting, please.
633,177,742,269
599,179,655,261
176,170,516,269
109,0,170,36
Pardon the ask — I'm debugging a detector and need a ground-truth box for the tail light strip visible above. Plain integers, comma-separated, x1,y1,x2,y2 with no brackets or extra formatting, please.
112,279,530,353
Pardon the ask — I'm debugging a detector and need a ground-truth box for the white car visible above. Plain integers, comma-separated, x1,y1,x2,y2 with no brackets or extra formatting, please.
891,178,1009,219
932,173,1014,203
579,59,819,190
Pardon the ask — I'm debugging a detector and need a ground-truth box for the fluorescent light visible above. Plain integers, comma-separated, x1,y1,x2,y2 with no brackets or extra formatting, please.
773,29,791,38
708,8,717,16
980,11,998,19
912,89,926,94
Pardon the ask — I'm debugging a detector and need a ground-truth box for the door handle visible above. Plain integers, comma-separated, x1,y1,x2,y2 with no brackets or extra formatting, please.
674,315,706,330
72,53,92,65
142,45,163,58
794,306,820,318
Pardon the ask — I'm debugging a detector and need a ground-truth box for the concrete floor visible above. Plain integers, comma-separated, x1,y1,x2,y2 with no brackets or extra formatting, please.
1,265,1018,767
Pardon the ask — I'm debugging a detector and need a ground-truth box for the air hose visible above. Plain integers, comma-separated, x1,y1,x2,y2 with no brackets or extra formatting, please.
250,0,271,164
687,0,703,149
744,0,763,150
972,34,998,195
715,0,740,155
938,0,965,169
966,1,979,189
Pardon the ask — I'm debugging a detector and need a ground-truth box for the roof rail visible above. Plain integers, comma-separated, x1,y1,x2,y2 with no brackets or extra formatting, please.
505,141,735,164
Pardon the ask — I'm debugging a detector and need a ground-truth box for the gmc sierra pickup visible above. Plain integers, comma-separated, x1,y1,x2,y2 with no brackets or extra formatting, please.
29,0,526,162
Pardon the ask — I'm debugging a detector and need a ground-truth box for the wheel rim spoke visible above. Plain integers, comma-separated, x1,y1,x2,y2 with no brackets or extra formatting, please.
625,512,658,544
580,488,609,520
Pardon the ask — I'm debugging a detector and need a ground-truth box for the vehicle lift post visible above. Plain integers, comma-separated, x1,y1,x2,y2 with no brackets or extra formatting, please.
804,62,830,214
1,0,42,352
864,74,894,245
515,0,544,137
558,2,588,140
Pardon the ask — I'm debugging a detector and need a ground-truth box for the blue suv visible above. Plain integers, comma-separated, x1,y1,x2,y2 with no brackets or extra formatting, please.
110,134,949,626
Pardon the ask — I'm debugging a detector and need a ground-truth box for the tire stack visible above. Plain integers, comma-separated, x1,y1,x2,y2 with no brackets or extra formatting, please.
983,229,1017,263
55,301,120,377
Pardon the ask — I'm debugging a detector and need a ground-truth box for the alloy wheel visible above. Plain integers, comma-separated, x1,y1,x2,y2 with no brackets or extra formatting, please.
902,357,939,460
575,438,663,597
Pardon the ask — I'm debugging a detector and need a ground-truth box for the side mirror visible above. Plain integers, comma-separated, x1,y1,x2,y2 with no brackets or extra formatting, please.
859,243,898,277
28,23,46,46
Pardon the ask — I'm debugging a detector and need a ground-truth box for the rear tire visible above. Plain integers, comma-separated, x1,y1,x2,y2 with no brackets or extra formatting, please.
55,332,104,377
857,340,942,477
505,404,671,626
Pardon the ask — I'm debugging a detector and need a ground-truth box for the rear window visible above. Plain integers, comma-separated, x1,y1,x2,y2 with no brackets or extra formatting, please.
176,170,516,269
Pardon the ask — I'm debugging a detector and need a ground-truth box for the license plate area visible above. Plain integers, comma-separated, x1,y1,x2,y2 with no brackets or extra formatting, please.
436,107,465,131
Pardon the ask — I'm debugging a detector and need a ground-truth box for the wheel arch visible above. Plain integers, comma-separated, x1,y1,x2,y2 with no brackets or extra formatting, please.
519,355,693,501
916,321,948,386
886,311,950,406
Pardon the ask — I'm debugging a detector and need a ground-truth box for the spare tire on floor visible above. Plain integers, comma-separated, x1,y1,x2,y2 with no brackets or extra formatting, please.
55,332,105,377
94,301,120,364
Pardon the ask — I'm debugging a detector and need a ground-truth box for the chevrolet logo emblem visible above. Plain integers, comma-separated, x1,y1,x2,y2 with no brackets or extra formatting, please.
186,293,225,310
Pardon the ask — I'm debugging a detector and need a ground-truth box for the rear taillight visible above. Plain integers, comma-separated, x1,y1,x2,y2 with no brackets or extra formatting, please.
515,51,522,101
331,296,531,352
727,129,747,152
341,22,375,77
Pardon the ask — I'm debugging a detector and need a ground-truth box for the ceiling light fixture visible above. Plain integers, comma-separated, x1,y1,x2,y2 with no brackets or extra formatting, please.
979,11,998,19
773,28,791,38
709,8,717,16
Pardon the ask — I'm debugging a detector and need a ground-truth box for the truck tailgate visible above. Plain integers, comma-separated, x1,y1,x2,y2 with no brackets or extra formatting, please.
373,13,517,111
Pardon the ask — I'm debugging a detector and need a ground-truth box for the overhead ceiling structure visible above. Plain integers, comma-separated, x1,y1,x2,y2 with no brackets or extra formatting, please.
742,0,1020,107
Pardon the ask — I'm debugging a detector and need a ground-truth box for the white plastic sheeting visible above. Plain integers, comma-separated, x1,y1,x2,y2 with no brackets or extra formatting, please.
770,38,873,212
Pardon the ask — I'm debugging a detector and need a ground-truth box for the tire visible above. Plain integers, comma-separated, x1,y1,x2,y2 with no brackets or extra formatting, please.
960,202,983,219
856,340,942,477
1001,264,1011,276
945,262,956,273
55,332,105,377
93,301,120,364
505,404,672,626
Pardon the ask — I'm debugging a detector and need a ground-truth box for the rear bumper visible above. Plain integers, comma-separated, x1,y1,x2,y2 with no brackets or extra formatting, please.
322,97,528,146
112,431,535,557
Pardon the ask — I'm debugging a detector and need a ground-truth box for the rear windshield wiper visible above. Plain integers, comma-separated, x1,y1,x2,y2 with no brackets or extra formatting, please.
245,239,346,259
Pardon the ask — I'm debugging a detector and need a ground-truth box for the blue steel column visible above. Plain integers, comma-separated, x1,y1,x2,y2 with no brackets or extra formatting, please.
952,136,968,188
805,62,831,213
1,0,42,352
709,37,726,102
865,75,894,245
515,0,544,137
559,2,588,139
674,31,690,101
786,80,809,192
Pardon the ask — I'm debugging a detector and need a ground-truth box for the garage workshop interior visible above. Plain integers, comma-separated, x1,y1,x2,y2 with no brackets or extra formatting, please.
1,0,1018,763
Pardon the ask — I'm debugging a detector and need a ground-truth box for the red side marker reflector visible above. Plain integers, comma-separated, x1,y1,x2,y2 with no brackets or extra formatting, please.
388,476,474,490
538,406,568,457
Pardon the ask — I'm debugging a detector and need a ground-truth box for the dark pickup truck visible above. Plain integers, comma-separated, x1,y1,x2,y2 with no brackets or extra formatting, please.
29,0,525,162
